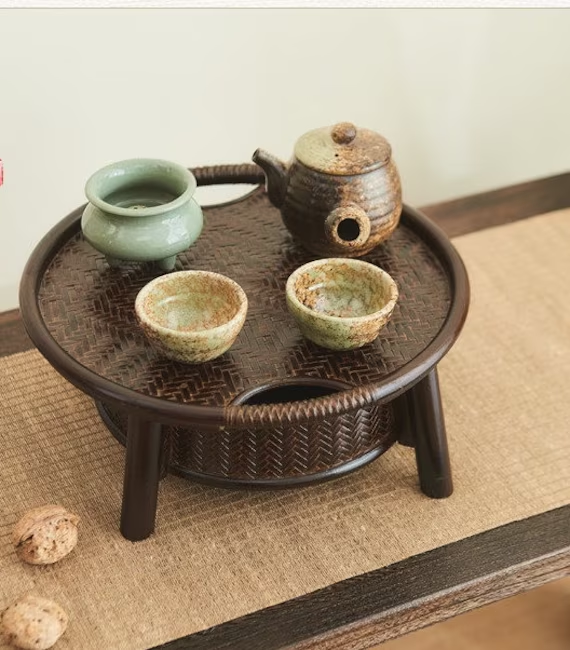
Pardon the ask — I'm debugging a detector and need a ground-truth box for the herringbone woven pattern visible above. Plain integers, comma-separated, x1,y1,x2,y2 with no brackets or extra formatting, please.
100,399,395,480
37,180,451,406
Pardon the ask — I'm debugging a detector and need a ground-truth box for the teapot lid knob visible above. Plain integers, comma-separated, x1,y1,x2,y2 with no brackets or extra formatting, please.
295,123,392,175
331,122,357,145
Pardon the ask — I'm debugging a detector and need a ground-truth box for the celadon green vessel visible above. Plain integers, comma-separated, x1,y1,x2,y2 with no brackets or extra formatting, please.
81,158,203,271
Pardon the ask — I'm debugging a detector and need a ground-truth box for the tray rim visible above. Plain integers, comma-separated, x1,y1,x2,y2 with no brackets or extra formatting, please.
19,164,470,429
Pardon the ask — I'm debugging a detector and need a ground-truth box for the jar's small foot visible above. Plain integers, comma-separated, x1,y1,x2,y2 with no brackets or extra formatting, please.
106,255,124,268
157,255,177,271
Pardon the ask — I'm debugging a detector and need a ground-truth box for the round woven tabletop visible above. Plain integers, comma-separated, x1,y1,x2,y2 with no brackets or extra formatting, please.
20,164,469,429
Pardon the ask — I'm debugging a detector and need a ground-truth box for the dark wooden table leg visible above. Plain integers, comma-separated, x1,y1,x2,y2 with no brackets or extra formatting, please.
120,414,164,541
159,429,172,480
393,390,414,448
406,367,453,498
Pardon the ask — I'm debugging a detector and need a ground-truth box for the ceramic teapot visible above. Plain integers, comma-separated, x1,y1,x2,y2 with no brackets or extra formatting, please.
253,122,402,257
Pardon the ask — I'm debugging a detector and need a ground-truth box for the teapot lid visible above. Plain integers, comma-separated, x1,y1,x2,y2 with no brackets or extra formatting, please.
294,122,392,176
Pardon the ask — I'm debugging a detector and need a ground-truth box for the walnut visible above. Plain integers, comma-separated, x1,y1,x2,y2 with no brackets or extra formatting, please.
1,595,68,650
12,505,80,565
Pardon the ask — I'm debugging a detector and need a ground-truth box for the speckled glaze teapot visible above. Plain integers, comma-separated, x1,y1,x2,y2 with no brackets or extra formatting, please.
253,122,402,257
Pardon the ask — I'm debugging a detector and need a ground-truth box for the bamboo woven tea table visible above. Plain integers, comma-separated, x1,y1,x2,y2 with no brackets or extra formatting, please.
19,164,469,542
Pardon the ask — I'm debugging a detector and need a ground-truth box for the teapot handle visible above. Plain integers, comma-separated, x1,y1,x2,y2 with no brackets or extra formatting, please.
325,204,371,251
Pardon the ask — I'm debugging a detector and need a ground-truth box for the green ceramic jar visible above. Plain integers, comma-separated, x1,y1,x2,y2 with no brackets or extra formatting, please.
81,158,203,271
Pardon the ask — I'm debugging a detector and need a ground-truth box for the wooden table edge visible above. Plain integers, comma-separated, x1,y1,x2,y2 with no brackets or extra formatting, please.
4,169,570,650
156,507,570,650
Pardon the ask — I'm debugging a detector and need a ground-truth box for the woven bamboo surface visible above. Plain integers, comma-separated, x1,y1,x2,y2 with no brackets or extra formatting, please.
37,183,451,409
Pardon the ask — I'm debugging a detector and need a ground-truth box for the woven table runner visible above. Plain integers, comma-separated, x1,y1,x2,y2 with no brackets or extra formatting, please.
2,209,570,649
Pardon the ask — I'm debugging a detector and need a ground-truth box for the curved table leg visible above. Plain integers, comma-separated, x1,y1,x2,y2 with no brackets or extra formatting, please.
406,367,453,498
120,414,166,541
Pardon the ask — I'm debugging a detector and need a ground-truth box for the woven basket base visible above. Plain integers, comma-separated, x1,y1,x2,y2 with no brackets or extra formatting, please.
96,399,397,487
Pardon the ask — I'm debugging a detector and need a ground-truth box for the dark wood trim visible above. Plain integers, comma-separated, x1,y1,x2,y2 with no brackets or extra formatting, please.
422,171,570,238
153,506,570,650
3,170,570,649
0,308,20,325
0,308,32,357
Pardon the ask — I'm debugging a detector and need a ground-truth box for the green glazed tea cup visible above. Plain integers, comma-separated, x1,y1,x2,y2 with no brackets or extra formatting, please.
135,270,248,363
286,258,398,350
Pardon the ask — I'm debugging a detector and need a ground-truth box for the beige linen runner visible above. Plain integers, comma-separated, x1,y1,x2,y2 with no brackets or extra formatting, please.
1,209,570,649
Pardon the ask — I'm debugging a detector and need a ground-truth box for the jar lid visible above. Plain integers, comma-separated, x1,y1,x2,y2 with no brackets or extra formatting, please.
294,122,392,176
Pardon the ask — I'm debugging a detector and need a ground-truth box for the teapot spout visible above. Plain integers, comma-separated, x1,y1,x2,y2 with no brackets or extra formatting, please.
252,149,288,208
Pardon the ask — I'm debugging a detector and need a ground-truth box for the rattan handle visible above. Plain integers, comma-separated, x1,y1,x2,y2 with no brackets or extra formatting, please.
191,164,265,187
223,384,380,428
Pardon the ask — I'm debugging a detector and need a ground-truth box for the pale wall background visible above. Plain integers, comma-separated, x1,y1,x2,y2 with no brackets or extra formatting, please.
1,8,569,311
